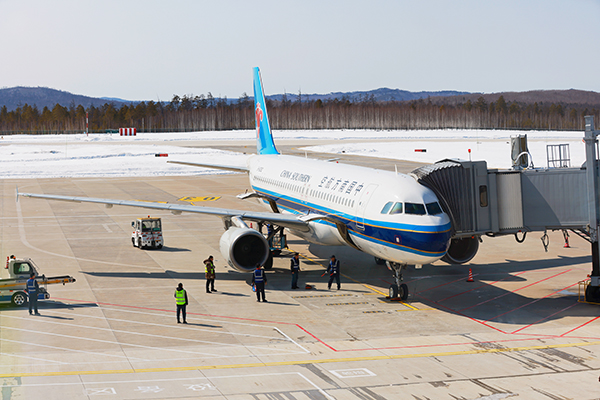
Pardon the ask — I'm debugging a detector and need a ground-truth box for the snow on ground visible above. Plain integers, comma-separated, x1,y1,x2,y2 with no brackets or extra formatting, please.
0,129,586,179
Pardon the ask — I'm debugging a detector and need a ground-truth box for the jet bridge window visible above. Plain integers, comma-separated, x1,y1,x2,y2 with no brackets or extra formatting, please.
380,202,393,214
479,185,488,207
425,202,443,215
405,202,426,215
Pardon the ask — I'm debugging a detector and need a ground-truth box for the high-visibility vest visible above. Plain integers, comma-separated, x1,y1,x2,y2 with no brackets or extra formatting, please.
328,260,340,275
26,278,37,293
205,261,215,274
175,289,186,305
253,268,264,283
291,257,300,272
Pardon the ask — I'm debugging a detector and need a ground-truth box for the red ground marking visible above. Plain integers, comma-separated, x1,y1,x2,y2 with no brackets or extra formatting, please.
52,284,597,354
459,269,572,312
560,315,600,337
436,270,528,303
415,293,509,334
511,302,581,334
486,281,580,323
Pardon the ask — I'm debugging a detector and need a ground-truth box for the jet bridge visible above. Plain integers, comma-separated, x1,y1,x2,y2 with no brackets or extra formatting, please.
411,116,600,303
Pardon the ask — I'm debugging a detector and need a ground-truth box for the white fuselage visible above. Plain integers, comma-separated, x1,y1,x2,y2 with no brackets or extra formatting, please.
247,154,452,265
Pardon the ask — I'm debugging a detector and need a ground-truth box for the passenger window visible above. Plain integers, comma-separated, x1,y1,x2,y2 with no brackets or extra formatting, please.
405,203,426,215
381,201,393,214
390,202,403,215
479,185,488,207
426,202,443,215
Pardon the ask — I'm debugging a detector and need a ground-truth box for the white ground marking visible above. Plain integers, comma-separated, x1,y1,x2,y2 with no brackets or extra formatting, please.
15,200,163,270
93,305,311,353
2,371,334,399
1,325,219,359
0,338,143,362
3,312,301,356
0,352,68,365
45,308,296,344
274,327,310,353
102,224,113,233
329,368,376,378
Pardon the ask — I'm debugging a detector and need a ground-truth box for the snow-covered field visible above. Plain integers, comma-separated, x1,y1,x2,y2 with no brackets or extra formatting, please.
0,129,586,179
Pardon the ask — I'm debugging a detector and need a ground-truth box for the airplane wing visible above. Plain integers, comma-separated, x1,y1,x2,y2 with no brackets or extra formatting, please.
167,160,249,173
18,191,310,232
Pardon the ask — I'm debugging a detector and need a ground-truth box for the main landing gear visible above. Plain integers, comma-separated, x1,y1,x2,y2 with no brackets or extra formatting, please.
386,261,408,301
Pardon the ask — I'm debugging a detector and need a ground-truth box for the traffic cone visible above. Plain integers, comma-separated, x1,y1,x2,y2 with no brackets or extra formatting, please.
563,230,570,248
467,268,474,282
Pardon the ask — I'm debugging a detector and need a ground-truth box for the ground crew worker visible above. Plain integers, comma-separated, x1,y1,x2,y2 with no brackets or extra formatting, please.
251,264,267,302
26,272,40,315
290,253,301,289
204,255,216,293
327,255,341,290
174,282,188,324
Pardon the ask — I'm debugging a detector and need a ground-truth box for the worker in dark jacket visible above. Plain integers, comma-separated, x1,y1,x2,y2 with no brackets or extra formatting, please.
204,256,217,293
251,264,267,302
327,255,341,290
174,282,188,324
290,253,301,289
26,272,40,315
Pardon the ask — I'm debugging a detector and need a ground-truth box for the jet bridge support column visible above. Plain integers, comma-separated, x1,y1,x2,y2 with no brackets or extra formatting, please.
584,116,600,302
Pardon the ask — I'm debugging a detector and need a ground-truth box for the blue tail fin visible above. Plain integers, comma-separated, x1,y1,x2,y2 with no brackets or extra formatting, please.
253,67,279,155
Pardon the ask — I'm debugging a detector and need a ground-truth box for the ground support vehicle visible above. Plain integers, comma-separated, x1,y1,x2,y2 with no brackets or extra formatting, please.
131,216,163,249
0,257,76,306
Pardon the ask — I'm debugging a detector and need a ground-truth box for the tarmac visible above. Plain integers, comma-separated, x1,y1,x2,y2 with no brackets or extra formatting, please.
1,142,600,399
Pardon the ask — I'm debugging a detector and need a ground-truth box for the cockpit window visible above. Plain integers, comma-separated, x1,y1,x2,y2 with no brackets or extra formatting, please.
380,202,393,214
426,202,443,215
405,202,426,215
390,202,403,215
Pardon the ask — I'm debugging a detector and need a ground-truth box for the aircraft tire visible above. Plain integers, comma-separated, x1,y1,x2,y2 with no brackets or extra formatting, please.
585,284,600,303
399,284,408,301
12,292,27,307
389,284,398,299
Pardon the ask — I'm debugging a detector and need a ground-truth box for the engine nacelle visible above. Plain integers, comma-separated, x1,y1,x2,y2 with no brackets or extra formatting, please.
219,227,269,272
441,236,479,264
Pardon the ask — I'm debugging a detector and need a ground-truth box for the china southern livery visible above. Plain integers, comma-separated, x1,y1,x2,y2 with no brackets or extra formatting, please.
21,67,470,300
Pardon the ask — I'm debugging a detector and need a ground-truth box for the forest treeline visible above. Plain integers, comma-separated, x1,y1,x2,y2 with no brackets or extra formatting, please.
0,93,598,134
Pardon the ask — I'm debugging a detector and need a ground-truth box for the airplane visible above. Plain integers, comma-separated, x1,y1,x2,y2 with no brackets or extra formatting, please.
19,67,477,300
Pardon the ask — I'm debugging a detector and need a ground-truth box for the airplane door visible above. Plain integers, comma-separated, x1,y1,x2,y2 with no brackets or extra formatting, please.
355,184,378,230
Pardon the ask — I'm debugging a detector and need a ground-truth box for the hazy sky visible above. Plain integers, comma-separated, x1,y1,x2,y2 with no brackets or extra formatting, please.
1,0,598,101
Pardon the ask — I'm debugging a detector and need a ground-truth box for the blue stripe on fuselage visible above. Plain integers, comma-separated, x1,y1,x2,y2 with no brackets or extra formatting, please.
252,185,451,256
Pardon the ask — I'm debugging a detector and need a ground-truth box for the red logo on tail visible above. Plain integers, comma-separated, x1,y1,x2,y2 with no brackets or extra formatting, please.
255,103,263,138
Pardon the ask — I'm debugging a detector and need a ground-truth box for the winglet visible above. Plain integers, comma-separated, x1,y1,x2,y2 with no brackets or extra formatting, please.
253,67,279,155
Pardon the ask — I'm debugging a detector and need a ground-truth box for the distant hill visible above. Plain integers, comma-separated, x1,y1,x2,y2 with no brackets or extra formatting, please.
267,88,470,103
427,89,600,108
0,87,130,111
2,86,599,112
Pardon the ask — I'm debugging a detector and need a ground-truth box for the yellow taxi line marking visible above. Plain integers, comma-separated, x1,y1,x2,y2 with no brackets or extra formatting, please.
4,340,600,379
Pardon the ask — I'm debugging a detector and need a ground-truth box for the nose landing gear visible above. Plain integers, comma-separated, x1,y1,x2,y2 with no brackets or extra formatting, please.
386,261,409,301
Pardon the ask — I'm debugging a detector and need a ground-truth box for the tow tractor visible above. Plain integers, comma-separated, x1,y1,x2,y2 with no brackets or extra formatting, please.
0,256,76,306
131,216,163,249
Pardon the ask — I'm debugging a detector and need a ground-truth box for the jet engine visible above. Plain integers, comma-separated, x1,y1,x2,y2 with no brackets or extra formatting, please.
219,226,269,272
441,236,479,264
